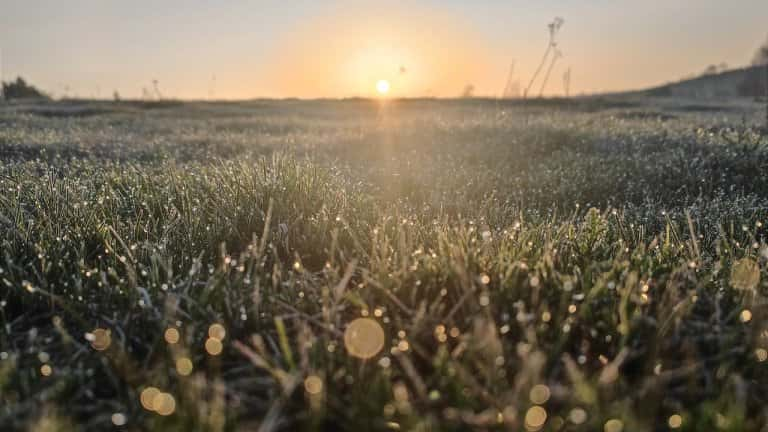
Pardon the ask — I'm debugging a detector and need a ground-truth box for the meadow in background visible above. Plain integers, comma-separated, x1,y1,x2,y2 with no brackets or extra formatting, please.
0,95,767,430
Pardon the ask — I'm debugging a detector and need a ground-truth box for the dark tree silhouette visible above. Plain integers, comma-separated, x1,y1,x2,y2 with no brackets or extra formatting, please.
753,35,768,65
2,77,48,100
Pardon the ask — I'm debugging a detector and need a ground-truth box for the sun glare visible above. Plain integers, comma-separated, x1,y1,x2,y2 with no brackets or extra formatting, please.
376,80,391,95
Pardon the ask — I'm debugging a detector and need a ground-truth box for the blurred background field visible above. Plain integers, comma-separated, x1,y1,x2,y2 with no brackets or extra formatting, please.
1,96,768,431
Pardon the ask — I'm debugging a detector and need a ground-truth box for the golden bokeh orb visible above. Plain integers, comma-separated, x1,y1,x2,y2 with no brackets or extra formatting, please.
140,387,176,416
205,337,223,356
176,357,194,376
604,419,624,432
153,392,176,416
304,375,323,395
524,406,547,431
344,318,385,359
164,327,180,344
140,387,161,411
208,323,227,341
529,384,551,405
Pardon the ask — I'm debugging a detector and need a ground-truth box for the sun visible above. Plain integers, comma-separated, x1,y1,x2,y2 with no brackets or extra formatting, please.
376,79,391,95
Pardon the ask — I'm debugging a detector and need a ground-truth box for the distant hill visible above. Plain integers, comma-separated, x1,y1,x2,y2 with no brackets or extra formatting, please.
643,65,767,99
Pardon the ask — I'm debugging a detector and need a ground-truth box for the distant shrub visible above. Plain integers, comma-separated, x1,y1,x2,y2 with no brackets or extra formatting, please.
742,35,768,100
753,35,768,66
739,66,767,97
2,77,49,100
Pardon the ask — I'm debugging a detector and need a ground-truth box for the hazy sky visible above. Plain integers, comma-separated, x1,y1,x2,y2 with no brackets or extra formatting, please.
1,0,766,99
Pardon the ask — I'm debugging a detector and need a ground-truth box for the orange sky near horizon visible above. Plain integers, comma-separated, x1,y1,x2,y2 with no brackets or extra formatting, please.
262,5,497,98
1,0,767,99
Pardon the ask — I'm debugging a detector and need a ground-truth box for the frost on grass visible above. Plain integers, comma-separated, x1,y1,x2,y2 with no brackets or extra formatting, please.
1,99,768,430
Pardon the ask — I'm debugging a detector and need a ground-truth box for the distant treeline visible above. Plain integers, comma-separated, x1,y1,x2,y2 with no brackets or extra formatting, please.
647,36,768,99
646,65,767,99
1,77,49,100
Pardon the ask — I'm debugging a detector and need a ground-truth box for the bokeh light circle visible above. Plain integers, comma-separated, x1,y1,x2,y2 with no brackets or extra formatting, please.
344,318,385,359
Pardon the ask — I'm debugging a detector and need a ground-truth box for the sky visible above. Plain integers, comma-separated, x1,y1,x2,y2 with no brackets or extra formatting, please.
1,0,766,99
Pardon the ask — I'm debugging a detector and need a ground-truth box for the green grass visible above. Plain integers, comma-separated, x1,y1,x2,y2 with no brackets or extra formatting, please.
1,98,768,431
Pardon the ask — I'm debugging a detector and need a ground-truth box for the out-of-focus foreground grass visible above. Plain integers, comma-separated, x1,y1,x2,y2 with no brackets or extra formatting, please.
1,98,768,431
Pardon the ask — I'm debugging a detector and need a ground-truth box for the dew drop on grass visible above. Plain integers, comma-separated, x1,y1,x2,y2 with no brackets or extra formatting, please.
378,356,391,368
40,364,53,377
741,309,753,323
23,280,35,293
755,348,768,362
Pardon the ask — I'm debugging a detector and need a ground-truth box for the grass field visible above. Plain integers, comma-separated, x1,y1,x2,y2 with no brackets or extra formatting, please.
1,97,768,431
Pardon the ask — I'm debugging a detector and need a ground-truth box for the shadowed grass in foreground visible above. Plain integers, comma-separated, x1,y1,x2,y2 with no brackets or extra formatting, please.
1,99,768,431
